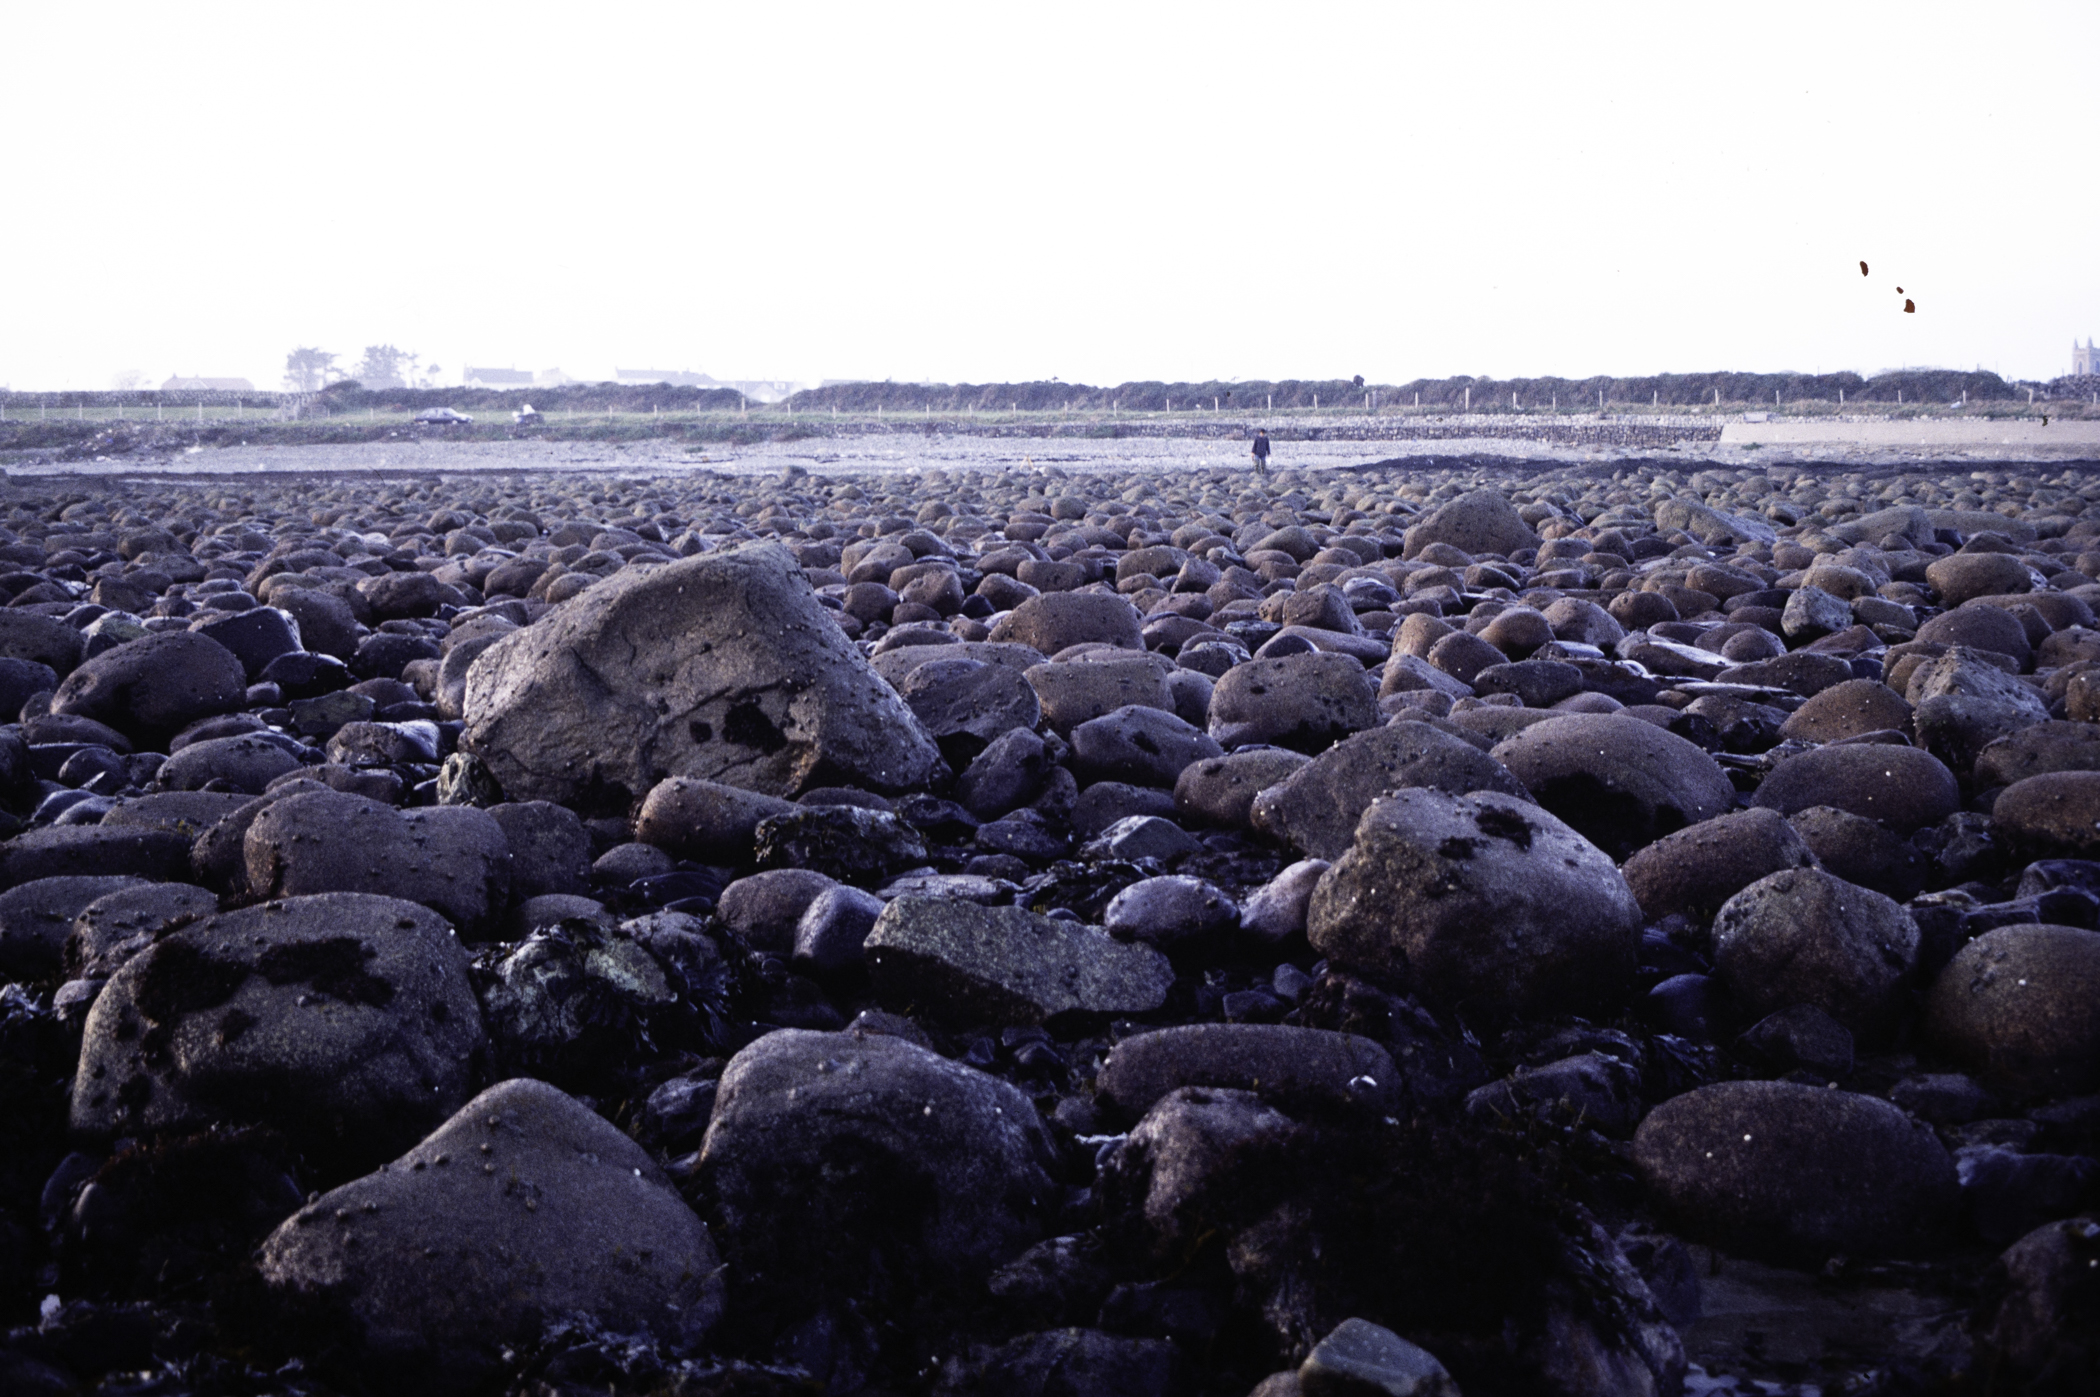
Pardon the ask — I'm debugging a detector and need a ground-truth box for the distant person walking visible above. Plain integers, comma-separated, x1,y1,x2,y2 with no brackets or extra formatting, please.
1251,429,1271,478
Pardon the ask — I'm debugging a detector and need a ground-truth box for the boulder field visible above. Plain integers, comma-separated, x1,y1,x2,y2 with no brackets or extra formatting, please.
2,459,2100,1391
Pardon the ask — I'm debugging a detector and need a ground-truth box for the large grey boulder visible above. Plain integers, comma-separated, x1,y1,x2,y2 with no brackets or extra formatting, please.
259,1078,719,1386
864,895,1173,1024
701,1028,1058,1283
1251,722,1530,861
462,544,942,810
72,893,486,1170
1306,789,1643,1018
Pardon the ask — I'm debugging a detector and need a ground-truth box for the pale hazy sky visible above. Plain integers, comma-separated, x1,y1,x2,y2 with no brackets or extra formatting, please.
4,2,2094,391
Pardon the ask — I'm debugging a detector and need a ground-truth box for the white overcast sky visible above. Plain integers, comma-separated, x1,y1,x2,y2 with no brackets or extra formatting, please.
4,1,2095,391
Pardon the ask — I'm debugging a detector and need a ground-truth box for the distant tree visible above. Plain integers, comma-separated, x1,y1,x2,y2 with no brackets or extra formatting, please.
283,347,338,392
109,369,148,391
352,345,415,390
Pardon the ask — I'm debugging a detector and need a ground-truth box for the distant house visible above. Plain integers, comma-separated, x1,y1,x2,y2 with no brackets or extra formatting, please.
2076,340,2099,377
535,368,577,387
616,368,712,387
161,375,255,392
463,367,535,388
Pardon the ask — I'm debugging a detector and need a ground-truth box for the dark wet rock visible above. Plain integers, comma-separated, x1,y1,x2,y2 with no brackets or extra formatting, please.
1735,1003,1856,1080
259,1078,719,1388
73,893,485,1170
717,869,841,955
0,825,191,891
1173,748,1313,830
475,916,681,1087
1926,550,2033,606
1070,704,1223,788
1619,807,1817,925
1250,722,1530,862
1489,714,1733,858
902,657,1042,748
1633,1080,1958,1262
988,591,1144,654
1975,720,2100,790
487,800,592,900
1296,1317,1459,1397
463,544,942,810
1785,804,1927,900
1024,657,1171,736
1208,652,1378,753
1471,658,1581,708
590,841,676,884
50,632,246,744
65,881,219,979
188,607,302,679
154,733,303,794
1973,1214,2100,1385
1079,814,1200,862
1101,875,1238,950
1752,742,1960,833
633,775,796,862
864,895,1173,1024
957,726,1055,819
700,1027,1058,1286
1714,650,1859,698
1240,858,1330,944
0,874,149,980
753,803,929,885
1994,772,2100,859
269,588,363,661
1776,677,1914,744
1465,1051,1645,1136
245,790,511,934
1307,788,1642,1019
1070,780,1178,839
1712,868,1919,1040
1926,924,2100,1098
793,883,887,973
1102,1086,1303,1254
1094,1023,1400,1121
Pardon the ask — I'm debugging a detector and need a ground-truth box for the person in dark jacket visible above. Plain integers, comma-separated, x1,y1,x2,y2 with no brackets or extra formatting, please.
1251,429,1271,477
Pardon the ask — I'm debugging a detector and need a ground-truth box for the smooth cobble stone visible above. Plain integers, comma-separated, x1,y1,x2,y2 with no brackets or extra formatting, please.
1752,742,1961,833
1095,1023,1401,1121
1620,807,1819,925
1633,1080,1959,1263
1926,924,2100,1098
1489,713,1734,858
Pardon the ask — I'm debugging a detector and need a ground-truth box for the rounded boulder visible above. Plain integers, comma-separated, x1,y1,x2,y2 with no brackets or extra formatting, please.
1489,714,1735,859
1634,1080,1957,1262
1925,924,2100,1098
1305,788,1643,1019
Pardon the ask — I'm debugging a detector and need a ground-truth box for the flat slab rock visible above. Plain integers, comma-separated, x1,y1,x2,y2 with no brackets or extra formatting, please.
864,895,1173,1025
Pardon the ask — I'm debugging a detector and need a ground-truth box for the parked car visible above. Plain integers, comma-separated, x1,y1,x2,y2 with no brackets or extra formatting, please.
413,407,474,425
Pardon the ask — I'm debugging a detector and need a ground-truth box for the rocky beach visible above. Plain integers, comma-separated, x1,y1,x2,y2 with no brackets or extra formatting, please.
3,442,2100,1394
